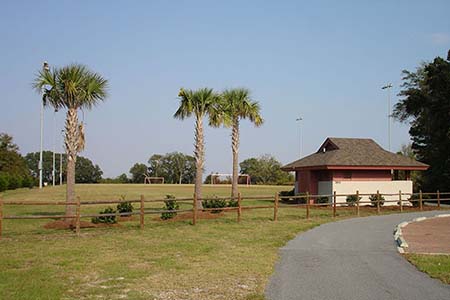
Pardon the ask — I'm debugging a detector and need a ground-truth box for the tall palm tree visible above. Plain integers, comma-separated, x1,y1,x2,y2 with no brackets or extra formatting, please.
221,88,263,199
174,88,222,208
34,64,108,217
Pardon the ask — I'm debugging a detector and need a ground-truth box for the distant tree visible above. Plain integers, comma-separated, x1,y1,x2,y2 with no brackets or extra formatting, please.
174,88,222,208
34,63,108,216
116,173,129,183
219,88,263,199
0,133,33,191
148,152,196,184
148,154,164,177
393,52,450,191
240,155,293,185
25,152,102,184
129,163,148,183
0,133,29,177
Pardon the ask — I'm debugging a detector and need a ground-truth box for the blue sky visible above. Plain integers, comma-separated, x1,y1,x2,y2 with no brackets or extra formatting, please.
1,0,449,177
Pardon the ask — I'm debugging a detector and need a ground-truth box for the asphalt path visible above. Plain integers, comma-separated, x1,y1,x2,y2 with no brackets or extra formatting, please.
266,210,450,300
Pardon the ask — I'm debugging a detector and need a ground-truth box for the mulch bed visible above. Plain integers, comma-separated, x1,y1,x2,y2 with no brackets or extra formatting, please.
402,216,450,254
156,211,225,222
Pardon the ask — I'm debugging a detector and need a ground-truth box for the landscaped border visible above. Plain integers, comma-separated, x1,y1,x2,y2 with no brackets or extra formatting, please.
394,213,450,254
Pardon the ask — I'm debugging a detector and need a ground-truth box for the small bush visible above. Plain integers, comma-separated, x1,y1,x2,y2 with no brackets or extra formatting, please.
346,195,361,207
228,198,239,207
369,194,385,207
117,195,133,215
408,194,431,207
203,196,227,213
7,175,21,190
91,207,117,224
316,196,330,204
161,194,179,220
279,188,295,197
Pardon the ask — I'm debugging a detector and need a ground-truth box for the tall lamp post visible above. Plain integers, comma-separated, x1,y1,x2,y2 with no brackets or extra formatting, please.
60,129,64,186
296,117,303,158
52,109,57,186
39,61,50,189
381,83,393,151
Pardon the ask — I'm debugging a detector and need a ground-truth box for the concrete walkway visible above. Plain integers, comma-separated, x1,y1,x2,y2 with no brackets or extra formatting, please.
266,211,450,300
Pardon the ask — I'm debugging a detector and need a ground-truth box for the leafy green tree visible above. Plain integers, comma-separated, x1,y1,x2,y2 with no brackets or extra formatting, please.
174,88,222,208
0,133,29,177
34,64,108,216
129,163,148,183
0,133,33,191
220,88,263,199
240,155,293,185
396,144,422,190
393,52,450,191
148,152,196,184
25,152,102,184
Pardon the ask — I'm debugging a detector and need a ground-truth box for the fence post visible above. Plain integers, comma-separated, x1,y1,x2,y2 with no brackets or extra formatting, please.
237,193,242,223
376,190,380,214
75,197,81,236
140,195,145,229
306,192,310,220
419,190,423,211
333,191,337,218
0,196,3,240
356,190,360,217
193,193,197,225
399,190,403,212
273,192,279,222
437,190,440,209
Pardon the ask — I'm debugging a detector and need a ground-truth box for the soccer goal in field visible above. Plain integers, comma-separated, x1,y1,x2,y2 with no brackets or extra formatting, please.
143,175,165,184
209,173,251,186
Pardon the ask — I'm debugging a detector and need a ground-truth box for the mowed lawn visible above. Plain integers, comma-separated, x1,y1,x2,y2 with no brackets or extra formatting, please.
0,184,404,299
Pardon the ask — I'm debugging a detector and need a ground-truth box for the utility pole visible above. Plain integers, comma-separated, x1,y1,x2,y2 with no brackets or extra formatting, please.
39,61,50,189
52,110,57,186
60,129,64,186
381,83,392,151
296,117,303,158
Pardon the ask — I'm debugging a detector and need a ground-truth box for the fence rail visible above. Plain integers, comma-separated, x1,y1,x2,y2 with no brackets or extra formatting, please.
0,190,448,238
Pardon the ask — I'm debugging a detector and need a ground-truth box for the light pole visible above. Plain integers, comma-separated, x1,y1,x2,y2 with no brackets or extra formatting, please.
39,61,50,189
60,129,64,186
296,117,303,158
381,83,393,151
52,109,57,186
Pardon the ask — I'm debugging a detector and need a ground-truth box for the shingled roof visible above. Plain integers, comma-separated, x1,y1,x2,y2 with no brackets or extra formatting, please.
282,137,429,171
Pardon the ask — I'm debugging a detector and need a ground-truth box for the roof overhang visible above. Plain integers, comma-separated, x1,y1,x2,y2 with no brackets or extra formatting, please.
281,165,429,172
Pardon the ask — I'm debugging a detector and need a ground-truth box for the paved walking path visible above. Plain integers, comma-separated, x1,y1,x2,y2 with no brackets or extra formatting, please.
266,211,450,300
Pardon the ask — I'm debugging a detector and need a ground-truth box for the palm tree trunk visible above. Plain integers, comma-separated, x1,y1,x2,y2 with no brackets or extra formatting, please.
194,115,204,209
65,108,78,218
231,118,240,199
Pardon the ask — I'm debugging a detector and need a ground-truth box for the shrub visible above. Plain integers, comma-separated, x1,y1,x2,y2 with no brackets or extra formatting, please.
279,188,306,204
346,195,361,207
228,199,239,207
117,201,133,215
369,194,385,207
161,194,179,220
316,196,330,204
279,188,295,197
408,194,431,207
91,207,117,224
203,196,227,213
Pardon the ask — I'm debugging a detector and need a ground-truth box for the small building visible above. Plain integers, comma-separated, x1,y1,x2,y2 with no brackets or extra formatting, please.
281,138,428,204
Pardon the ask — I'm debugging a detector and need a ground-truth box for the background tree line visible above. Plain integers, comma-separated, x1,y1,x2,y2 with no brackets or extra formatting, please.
0,132,104,192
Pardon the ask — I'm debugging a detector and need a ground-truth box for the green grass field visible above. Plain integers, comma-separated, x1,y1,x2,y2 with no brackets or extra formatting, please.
0,184,446,299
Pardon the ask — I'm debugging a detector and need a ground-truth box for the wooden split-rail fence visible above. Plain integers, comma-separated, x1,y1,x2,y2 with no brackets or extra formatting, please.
0,190,449,238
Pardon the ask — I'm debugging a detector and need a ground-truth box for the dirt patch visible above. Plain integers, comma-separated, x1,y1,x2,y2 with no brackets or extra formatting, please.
43,220,121,230
156,211,225,222
403,216,450,254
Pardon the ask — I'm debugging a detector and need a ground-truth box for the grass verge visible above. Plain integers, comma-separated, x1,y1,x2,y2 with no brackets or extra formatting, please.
404,254,450,284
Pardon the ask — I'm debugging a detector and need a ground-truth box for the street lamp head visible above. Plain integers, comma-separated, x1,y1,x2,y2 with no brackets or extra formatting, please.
381,83,393,90
296,117,303,121
43,61,50,71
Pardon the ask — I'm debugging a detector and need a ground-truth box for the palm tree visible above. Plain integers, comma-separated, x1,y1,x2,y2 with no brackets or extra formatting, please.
221,88,263,199
34,64,108,217
174,88,222,208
